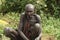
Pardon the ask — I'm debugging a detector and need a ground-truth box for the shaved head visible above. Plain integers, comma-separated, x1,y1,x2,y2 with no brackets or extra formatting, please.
25,4,35,16
25,4,35,11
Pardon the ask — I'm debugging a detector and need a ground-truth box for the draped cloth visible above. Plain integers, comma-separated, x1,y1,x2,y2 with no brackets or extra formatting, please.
22,15,40,40
23,20,31,40
22,20,39,40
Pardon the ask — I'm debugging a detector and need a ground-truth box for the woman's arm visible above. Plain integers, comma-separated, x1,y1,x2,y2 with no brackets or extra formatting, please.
18,14,29,40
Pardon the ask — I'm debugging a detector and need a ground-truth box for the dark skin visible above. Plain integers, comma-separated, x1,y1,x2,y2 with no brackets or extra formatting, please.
4,4,42,40
18,4,42,40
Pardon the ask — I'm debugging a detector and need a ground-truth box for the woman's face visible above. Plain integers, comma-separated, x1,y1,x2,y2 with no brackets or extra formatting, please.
25,4,35,16
25,9,34,16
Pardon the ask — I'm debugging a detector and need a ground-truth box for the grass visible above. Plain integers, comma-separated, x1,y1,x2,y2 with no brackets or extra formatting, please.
0,13,60,40
0,12,20,40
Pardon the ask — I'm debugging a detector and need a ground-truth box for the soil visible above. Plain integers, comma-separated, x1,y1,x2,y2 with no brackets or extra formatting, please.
41,34,55,40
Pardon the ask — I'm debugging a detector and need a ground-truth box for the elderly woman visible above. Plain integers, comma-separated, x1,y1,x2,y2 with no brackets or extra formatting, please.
4,4,42,40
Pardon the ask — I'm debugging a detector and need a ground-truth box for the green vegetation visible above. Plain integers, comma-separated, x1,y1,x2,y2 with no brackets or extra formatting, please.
41,13,60,40
0,13,60,40
0,0,60,40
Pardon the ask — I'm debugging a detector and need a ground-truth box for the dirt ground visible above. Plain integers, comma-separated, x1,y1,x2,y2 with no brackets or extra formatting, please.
41,34,55,40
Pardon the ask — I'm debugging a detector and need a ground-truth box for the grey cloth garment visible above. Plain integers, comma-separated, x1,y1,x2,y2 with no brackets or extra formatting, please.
18,13,42,40
4,13,42,40
4,23,41,40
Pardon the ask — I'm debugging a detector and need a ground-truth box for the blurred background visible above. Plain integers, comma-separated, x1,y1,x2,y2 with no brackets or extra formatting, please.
0,0,60,40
